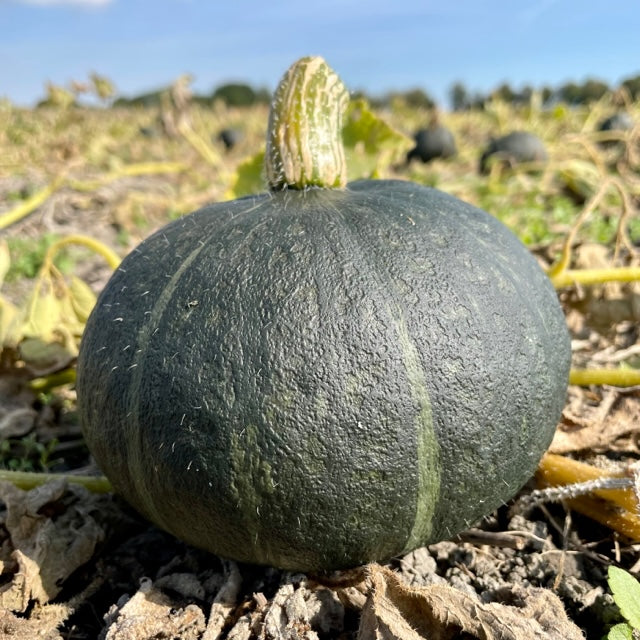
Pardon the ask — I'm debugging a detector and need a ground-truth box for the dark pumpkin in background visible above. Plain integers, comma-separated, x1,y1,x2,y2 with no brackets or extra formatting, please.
77,57,570,572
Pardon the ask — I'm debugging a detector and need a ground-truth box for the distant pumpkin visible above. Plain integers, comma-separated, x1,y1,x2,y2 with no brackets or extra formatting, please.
479,131,547,173
216,128,242,151
598,112,634,132
407,124,457,163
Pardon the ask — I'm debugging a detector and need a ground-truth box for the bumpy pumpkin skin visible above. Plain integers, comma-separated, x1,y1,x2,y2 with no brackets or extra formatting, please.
77,179,570,571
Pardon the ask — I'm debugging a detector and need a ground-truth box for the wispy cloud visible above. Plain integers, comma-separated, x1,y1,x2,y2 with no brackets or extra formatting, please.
518,0,561,25
14,0,112,6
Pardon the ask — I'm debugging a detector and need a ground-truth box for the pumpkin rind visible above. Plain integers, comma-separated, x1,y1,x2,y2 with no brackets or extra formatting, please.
77,179,570,571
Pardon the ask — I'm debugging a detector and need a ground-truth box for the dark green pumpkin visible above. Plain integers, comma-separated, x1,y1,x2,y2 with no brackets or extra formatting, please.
76,58,570,572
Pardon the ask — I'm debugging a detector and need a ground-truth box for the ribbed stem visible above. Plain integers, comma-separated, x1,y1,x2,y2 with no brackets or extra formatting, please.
265,56,349,191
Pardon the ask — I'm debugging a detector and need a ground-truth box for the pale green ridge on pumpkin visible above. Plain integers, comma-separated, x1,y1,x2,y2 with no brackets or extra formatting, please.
390,306,441,552
229,423,275,563
125,235,212,528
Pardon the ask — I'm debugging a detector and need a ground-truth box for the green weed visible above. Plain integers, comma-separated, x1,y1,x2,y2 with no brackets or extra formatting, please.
607,566,640,639
0,434,61,473
6,233,73,281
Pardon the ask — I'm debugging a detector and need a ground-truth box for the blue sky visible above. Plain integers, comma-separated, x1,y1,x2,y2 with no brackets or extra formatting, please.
2,0,639,108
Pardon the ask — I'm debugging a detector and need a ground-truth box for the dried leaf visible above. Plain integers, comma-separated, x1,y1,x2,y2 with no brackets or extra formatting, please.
305,587,344,636
0,480,107,612
227,577,345,640
18,338,75,372
155,572,206,600
0,376,37,438
102,576,206,640
551,392,640,454
0,407,38,438
0,239,10,286
260,582,319,640
227,613,262,640
357,565,584,640
202,559,242,640
571,295,640,331
0,602,70,640
0,550,32,612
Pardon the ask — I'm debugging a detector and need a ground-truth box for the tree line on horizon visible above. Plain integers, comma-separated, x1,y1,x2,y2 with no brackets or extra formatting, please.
112,74,640,111
447,75,640,110
32,72,640,111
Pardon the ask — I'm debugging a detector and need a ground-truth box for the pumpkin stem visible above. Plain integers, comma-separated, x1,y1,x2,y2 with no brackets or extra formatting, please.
265,56,349,191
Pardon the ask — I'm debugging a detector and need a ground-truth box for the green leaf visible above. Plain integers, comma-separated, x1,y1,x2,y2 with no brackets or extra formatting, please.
609,566,640,629
21,277,61,342
552,103,569,121
69,276,97,323
227,148,265,199
0,297,18,346
342,98,410,156
342,99,412,179
607,622,634,640
0,240,18,346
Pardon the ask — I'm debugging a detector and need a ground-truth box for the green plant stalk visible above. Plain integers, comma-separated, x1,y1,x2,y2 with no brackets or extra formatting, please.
178,121,222,167
0,175,66,230
118,160,188,177
1,163,186,231
67,161,187,192
537,454,640,540
570,368,640,387
44,234,121,271
551,254,640,389
551,266,640,289
546,176,632,283
0,469,113,493
29,367,76,392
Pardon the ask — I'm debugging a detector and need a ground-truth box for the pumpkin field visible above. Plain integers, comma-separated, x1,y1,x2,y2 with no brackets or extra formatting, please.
1,67,640,639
